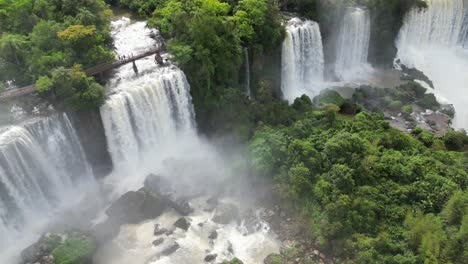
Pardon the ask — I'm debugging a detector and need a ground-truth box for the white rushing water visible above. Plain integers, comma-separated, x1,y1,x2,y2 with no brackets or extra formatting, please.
97,18,280,263
335,7,372,81
0,114,95,262
281,18,325,103
396,0,468,129
100,19,196,172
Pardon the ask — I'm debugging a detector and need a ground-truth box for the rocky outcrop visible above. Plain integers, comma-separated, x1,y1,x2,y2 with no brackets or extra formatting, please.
174,217,190,231
161,242,179,256
152,238,164,247
204,253,217,262
106,189,167,224
94,188,169,241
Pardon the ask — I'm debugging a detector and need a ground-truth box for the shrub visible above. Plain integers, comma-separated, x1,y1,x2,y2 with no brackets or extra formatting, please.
402,105,413,115
52,236,96,264
418,131,434,147
314,90,346,108
444,130,467,151
418,93,439,110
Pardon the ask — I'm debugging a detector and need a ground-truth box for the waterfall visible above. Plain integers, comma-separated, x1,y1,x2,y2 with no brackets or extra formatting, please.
396,0,468,129
100,20,196,173
334,7,371,81
0,114,95,260
244,48,251,99
281,18,324,103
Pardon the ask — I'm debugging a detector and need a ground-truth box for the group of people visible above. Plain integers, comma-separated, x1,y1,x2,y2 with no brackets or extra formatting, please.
117,54,133,60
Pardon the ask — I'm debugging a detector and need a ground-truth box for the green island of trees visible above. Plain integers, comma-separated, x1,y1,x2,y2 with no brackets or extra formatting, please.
0,0,113,110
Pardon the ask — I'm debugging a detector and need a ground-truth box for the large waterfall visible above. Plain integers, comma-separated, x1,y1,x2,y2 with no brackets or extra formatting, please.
94,18,279,264
100,20,195,174
0,114,95,261
281,18,324,103
396,0,468,129
335,7,371,81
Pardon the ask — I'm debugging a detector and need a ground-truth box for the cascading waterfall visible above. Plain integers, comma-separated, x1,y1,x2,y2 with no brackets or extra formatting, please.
281,18,324,103
95,18,279,264
335,7,372,81
244,48,251,99
396,0,468,129
0,114,95,261
100,20,195,172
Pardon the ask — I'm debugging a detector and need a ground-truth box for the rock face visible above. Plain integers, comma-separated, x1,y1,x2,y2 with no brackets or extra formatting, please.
95,188,169,240
106,189,167,224
154,224,168,236
171,199,194,216
208,230,218,240
212,203,239,224
161,242,179,256
152,238,164,247
174,217,190,231
21,233,63,264
204,253,217,262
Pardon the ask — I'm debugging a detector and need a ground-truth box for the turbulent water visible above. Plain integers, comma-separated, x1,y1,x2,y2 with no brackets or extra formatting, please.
335,7,372,81
0,114,95,262
281,18,325,103
396,0,468,129
96,18,280,263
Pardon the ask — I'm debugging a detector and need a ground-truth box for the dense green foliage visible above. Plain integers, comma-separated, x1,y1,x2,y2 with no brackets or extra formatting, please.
249,96,468,263
0,0,113,109
35,65,106,111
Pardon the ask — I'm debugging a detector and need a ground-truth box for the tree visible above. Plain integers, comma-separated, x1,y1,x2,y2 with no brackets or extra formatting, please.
0,33,28,65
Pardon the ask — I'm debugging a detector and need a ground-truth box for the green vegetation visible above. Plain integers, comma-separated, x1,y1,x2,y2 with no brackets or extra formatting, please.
0,0,113,109
249,96,467,263
35,65,106,111
52,234,96,264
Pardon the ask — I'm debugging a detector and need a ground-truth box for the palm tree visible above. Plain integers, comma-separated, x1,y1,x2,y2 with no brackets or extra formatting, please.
0,33,28,65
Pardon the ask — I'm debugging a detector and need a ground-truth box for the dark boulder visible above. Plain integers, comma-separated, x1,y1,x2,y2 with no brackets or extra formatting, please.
174,217,190,231
144,174,173,196
106,189,167,225
152,238,164,247
161,242,179,256
208,230,218,240
171,199,194,216
154,224,168,236
204,253,217,262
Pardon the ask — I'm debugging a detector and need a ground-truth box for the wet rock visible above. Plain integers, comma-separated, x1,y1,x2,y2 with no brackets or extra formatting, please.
204,253,217,262
227,241,234,255
20,233,62,264
106,189,167,225
174,217,190,231
171,199,194,216
208,230,218,240
161,242,179,256
152,238,164,247
144,174,173,196
154,224,168,236
212,203,239,224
